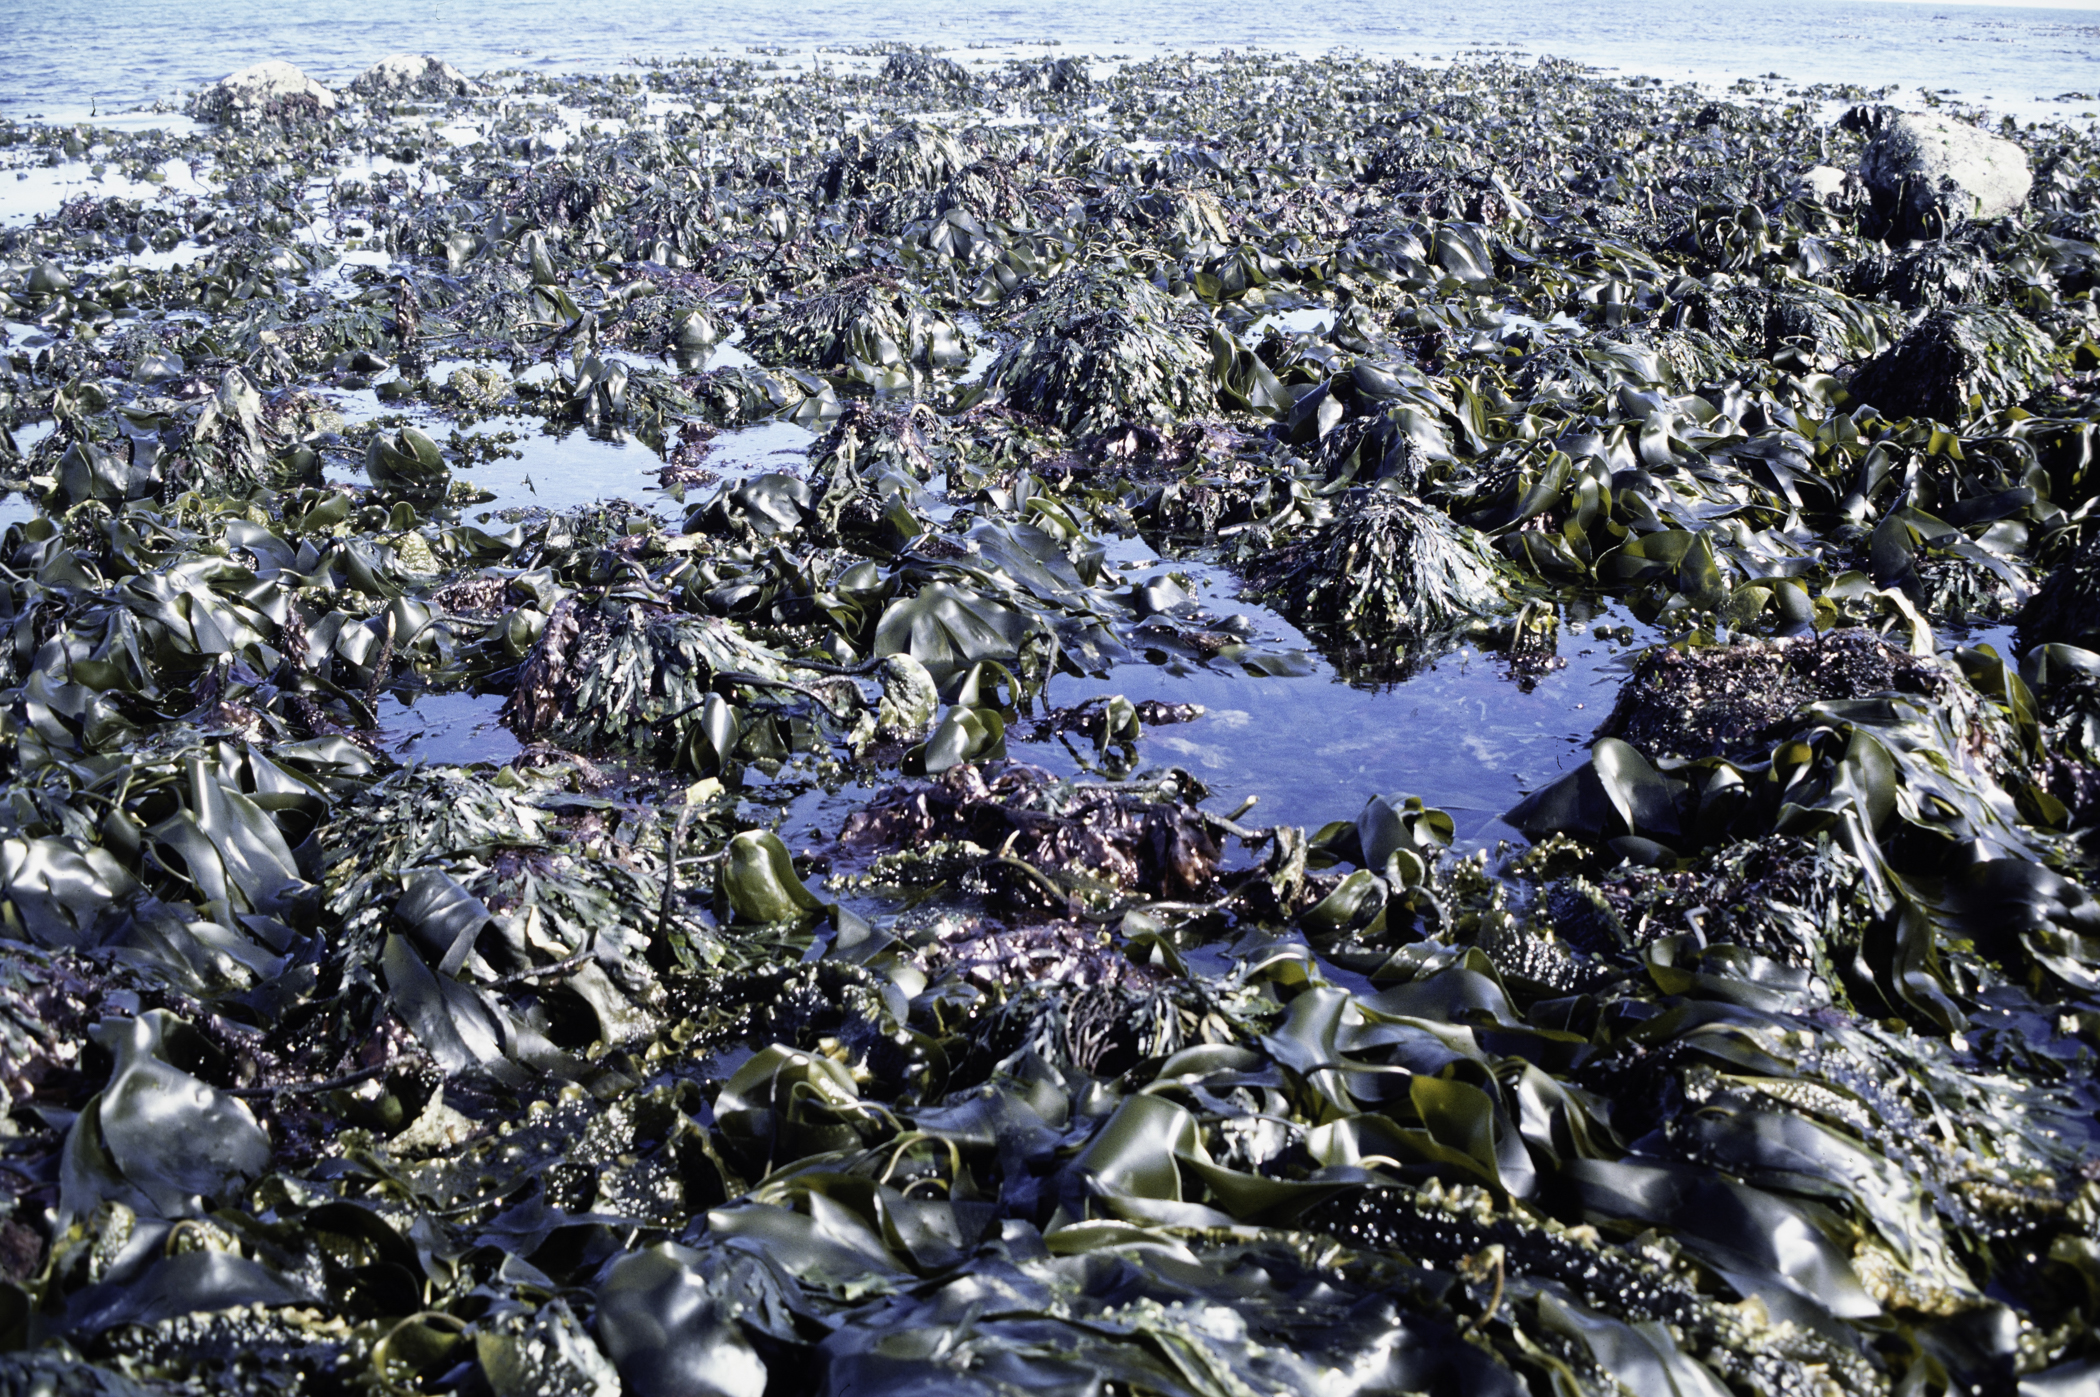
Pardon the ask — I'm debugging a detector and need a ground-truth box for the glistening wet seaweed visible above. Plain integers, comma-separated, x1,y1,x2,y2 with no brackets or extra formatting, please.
0,42,2098,1397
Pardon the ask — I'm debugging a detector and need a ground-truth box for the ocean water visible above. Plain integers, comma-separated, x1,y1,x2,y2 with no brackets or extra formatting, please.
1,0,2096,123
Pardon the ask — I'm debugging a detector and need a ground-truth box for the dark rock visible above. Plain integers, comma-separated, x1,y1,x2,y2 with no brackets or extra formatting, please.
1847,305,2052,421
1597,629,1948,762
2018,532,2100,653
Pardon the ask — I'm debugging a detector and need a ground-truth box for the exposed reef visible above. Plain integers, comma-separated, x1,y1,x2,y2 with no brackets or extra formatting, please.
0,42,2097,1397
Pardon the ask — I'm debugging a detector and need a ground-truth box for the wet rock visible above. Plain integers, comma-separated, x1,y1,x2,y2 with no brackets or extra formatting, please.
348,54,484,100
442,363,511,410
874,654,940,742
186,61,339,125
1597,629,1949,762
1847,304,2052,421
1026,695,1203,745
2019,533,2100,653
1845,106,2032,234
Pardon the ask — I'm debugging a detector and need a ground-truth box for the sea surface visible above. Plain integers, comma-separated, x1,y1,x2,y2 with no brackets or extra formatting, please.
0,0,2096,123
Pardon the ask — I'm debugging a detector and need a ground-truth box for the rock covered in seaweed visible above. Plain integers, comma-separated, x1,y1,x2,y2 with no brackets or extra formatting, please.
186,60,339,125
504,597,817,769
836,761,1223,905
1597,629,1954,762
880,49,977,97
348,54,485,100
744,275,972,377
1540,832,1877,974
1845,106,2033,234
815,122,972,204
984,266,1217,435
2019,531,2100,654
873,654,940,742
1010,56,1090,94
1846,304,2053,422
1246,487,1509,645
1845,239,1999,311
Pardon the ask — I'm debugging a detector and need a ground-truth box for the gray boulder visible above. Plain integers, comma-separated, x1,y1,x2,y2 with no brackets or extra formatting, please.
1844,106,2031,235
349,54,485,100
1798,164,1861,207
187,60,339,125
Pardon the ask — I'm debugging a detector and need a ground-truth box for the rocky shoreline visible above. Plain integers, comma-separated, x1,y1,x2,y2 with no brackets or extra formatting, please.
0,44,2097,1395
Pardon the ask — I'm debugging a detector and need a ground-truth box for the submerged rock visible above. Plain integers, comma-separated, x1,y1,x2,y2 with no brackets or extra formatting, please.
1846,106,2032,233
187,60,339,125
348,53,484,100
